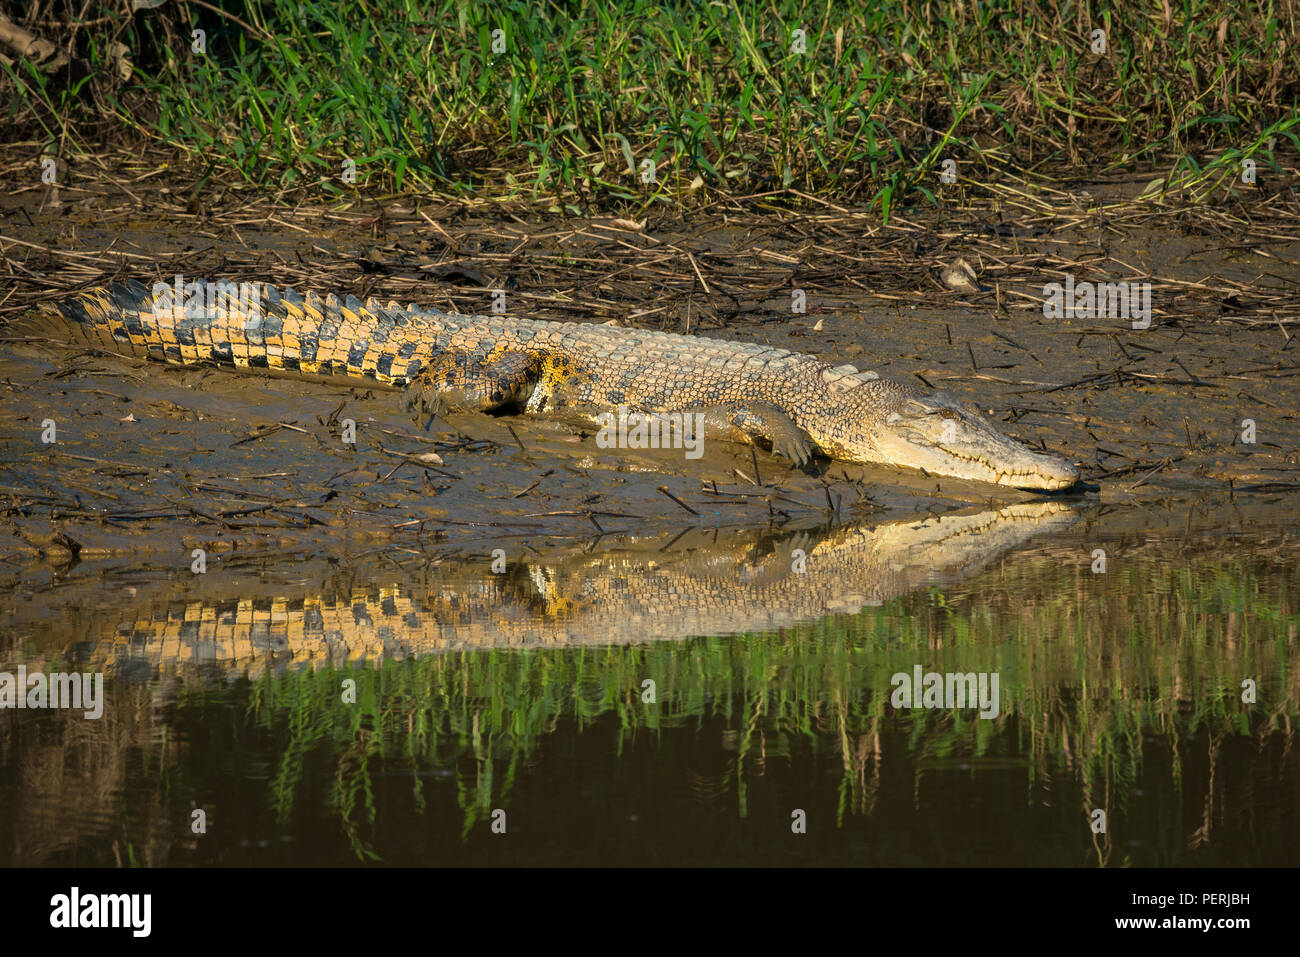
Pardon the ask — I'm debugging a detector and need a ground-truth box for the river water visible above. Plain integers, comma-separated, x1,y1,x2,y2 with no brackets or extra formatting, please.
1,498,1296,866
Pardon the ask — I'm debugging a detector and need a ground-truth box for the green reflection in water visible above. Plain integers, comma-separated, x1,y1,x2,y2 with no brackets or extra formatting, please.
2,515,1297,866
199,546,1297,865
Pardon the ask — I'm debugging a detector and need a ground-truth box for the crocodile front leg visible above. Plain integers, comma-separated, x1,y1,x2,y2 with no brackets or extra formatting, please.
694,402,816,467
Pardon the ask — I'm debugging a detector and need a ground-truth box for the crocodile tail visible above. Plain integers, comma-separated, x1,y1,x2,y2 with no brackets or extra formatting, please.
23,279,439,387
22,279,156,355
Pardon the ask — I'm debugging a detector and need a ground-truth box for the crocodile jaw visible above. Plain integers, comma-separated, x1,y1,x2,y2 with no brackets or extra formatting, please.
859,392,1079,491
880,437,1081,490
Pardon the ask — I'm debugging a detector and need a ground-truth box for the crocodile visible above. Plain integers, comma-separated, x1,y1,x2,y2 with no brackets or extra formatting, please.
22,278,1080,490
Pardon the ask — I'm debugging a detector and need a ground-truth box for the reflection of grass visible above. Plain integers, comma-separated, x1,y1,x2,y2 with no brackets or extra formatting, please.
227,552,1299,859
7,2,1297,213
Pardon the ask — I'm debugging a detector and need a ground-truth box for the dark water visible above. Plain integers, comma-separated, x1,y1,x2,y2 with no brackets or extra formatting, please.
1,501,1297,866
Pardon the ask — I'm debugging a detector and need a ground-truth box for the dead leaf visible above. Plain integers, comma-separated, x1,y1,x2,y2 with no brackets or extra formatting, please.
940,257,980,293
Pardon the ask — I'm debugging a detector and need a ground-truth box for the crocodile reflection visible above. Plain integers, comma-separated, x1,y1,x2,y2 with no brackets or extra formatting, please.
34,502,1078,677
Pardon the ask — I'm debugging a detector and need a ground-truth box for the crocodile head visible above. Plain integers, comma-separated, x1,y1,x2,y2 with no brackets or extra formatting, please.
839,379,1079,491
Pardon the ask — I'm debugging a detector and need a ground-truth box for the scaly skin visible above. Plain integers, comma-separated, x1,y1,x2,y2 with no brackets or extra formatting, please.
24,278,1079,489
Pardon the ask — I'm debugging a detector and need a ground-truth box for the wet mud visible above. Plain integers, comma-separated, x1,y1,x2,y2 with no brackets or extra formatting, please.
2,191,1298,562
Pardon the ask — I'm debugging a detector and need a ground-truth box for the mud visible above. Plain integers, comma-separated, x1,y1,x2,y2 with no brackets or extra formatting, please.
2,185,1298,564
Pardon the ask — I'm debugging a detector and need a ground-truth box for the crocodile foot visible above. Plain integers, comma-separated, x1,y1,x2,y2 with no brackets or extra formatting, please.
696,402,816,468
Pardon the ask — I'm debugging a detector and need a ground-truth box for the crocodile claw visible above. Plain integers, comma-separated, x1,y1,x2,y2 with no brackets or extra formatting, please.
772,432,813,468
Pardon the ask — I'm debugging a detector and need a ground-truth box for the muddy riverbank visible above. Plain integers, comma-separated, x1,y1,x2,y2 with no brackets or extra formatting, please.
2,181,1299,561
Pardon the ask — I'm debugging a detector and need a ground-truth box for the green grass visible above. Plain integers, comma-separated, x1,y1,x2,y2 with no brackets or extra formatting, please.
4,0,1298,214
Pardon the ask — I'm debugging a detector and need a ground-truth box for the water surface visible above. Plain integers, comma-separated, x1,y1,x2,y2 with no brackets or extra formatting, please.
2,501,1296,866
